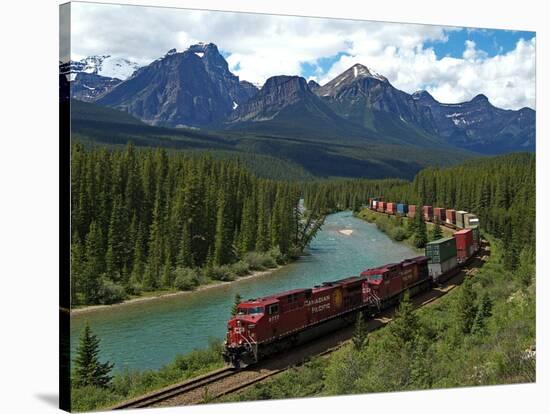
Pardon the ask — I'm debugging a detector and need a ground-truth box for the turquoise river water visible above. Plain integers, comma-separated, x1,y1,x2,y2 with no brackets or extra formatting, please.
70,211,417,372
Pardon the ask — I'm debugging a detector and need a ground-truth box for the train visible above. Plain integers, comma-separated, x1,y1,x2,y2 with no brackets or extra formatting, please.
222,200,481,368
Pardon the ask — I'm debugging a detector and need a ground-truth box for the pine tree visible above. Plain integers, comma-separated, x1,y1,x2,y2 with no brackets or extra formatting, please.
352,312,369,350
255,189,270,252
70,234,85,305
73,324,114,388
456,277,477,334
237,196,256,256
231,293,242,316
430,217,443,241
213,191,233,265
471,293,493,335
413,208,428,248
389,292,419,345
82,221,104,304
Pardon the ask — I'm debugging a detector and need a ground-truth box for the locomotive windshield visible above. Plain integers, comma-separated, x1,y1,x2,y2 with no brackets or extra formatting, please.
368,274,383,280
237,306,264,315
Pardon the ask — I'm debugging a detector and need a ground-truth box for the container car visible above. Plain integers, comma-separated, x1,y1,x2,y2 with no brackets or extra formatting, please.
423,205,433,222
377,201,386,213
425,237,457,264
464,213,479,229
455,211,468,228
408,204,417,218
472,226,480,252
397,203,408,215
446,209,456,226
425,237,458,282
434,207,446,223
386,202,396,215
454,229,474,263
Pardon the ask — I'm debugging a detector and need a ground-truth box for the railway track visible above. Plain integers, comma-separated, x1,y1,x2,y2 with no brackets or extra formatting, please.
110,239,490,409
110,367,236,409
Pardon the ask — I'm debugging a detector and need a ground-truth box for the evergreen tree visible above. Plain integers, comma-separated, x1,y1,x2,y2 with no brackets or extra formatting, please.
389,293,419,345
430,217,443,241
73,324,114,388
471,293,493,335
82,221,104,304
352,312,369,350
213,191,233,266
455,277,477,334
231,293,242,316
237,196,257,256
413,208,428,248
255,188,270,252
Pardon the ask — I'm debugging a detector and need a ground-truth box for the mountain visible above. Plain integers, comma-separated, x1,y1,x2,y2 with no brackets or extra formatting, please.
316,64,437,134
224,75,372,140
307,80,321,92
60,56,140,101
61,55,140,80
97,43,258,127
81,42,534,157
412,91,536,153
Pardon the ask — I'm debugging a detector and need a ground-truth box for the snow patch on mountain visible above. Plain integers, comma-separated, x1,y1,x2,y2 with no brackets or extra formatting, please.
68,55,141,80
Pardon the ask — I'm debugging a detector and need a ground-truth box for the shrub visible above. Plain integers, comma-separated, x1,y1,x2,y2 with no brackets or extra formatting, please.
98,277,127,304
230,261,251,277
243,252,267,271
206,265,236,282
268,246,287,265
391,226,408,241
71,386,118,412
174,267,200,290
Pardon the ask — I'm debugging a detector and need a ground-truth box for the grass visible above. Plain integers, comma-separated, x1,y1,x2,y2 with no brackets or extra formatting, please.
70,341,225,412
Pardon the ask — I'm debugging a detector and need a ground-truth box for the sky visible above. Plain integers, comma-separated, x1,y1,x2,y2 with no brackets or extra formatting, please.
63,2,536,110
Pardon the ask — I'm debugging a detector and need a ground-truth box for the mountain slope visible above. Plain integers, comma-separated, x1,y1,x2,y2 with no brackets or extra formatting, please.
97,43,257,128
224,75,373,140
412,91,535,153
71,100,475,180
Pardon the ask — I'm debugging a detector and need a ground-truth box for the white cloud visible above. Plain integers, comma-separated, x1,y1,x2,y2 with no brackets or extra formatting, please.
69,3,535,110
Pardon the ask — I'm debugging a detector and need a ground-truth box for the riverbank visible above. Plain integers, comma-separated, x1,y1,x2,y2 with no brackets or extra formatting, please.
71,265,285,316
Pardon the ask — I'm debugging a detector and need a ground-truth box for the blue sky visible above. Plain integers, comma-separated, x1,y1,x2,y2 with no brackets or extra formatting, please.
298,28,536,82
428,28,535,58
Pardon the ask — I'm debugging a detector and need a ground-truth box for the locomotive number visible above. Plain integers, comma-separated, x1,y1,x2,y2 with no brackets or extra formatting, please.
269,314,280,323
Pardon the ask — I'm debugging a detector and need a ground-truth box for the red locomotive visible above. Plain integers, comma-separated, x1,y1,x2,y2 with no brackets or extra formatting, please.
223,256,430,367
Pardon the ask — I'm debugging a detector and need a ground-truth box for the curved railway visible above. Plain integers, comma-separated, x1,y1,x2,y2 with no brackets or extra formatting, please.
109,233,490,409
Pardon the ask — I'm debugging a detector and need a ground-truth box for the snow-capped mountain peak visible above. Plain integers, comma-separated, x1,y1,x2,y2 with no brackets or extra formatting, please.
66,55,141,81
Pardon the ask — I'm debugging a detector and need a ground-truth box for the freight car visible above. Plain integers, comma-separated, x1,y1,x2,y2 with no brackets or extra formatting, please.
223,256,430,367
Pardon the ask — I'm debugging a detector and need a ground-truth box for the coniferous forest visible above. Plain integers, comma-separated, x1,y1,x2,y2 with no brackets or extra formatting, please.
70,143,324,306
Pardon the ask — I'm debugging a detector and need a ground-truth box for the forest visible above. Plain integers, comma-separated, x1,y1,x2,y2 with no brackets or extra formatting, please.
69,149,535,410
70,143,324,306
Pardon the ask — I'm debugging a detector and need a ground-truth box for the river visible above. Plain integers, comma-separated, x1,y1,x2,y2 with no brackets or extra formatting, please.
70,211,418,372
